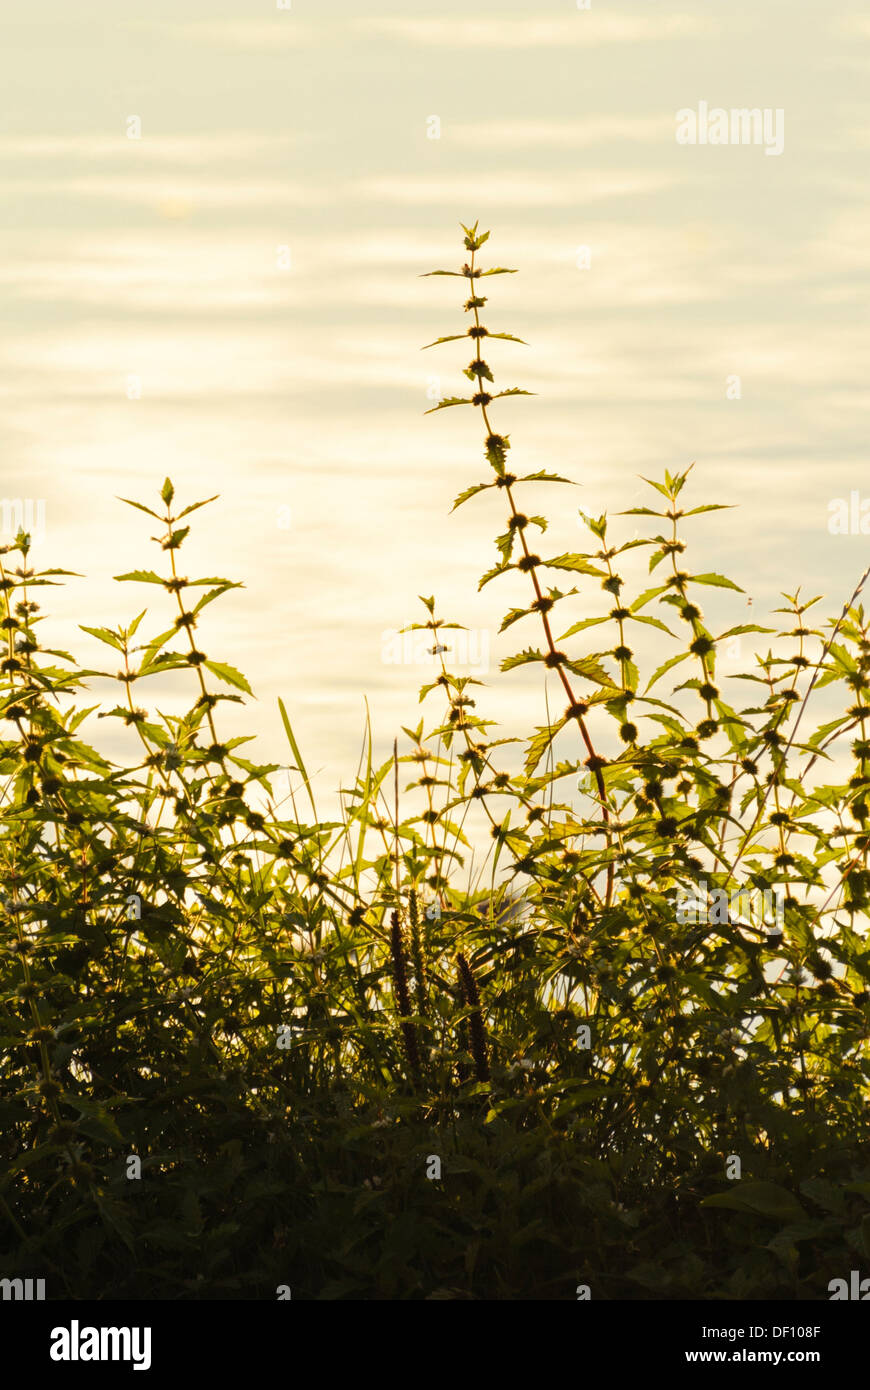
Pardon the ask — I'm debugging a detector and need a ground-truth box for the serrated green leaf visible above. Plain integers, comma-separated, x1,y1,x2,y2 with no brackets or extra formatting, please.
544,555,607,577
525,718,568,774
501,647,545,672
114,570,166,586
79,625,125,654
631,584,669,611
424,395,473,414
116,497,163,521
478,561,512,590
421,334,468,349
628,613,676,637
452,482,494,511
692,573,744,592
565,655,617,688
519,471,576,486
499,605,534,633
646,650,691,692
203,660,253,695
558,616,609,640
681,504,732,516
176,494,219,520
192,582,243,616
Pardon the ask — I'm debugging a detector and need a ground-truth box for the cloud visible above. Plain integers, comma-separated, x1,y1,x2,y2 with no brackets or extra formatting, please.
132,19,313,50
353,172,677,207
1,175,322,209
0,134,302,163
125,13,713,51
447,118,673,149
359,14,715,47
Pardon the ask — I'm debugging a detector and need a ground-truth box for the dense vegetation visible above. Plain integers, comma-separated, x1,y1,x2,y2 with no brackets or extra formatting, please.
1,225,869,1300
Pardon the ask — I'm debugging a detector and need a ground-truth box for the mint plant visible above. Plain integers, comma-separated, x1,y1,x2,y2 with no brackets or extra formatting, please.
0,225,869,1301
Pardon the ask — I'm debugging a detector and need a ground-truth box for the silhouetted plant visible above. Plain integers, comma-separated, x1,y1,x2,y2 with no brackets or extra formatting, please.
1,226,869,1300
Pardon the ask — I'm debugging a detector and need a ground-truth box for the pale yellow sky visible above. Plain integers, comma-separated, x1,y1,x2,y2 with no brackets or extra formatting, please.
1,0,868,845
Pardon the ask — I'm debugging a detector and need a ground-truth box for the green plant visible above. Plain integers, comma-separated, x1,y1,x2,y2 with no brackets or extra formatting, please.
1,225,868,1300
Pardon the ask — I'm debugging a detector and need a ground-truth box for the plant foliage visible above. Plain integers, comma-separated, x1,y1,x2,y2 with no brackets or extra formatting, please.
1,226,869,1300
